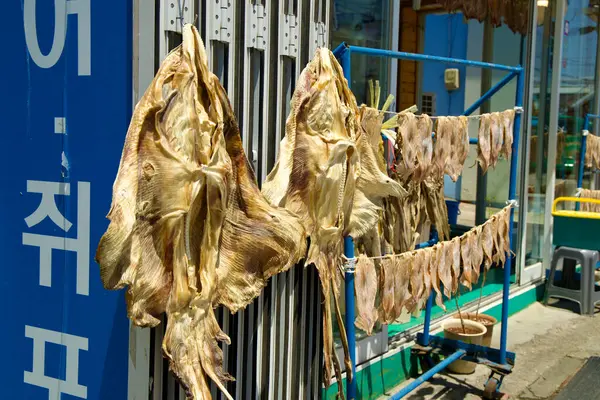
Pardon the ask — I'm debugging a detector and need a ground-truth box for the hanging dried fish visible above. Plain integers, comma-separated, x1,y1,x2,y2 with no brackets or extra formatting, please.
393,253,413,318
471,225,484,285
429,244,446,310
450,237,462,293
446,116,470,181
354,255,379,335
489,112,504,168
477,114,492,173
460,230,474,290
481,217,496,271
379,258,396,324
501,109,515,159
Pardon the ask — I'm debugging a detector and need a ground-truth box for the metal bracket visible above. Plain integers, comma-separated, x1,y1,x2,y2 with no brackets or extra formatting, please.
163,0,193,34
248,3,267,50
280,14,298,57
208,0,234,43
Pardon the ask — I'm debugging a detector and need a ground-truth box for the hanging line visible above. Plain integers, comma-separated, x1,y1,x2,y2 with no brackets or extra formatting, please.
341,202,519,269
377,105,523,119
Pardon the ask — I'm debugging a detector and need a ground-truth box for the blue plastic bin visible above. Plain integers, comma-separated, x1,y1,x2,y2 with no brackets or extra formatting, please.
446,200,460,225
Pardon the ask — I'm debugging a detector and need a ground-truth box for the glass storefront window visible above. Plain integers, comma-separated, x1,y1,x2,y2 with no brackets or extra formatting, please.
525,0,599,267
330,0,393,105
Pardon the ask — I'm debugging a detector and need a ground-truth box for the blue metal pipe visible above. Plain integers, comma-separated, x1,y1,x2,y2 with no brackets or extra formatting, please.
389,350,466,399
419,292,434,346
344,236,357,400
499,68,524,365
346,45,523,72
333,42,348,59
463,72,517,116
341,47,352,89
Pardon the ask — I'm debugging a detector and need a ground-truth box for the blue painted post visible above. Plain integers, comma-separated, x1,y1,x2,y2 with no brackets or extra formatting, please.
341,48,357,400
344,236,357,400
499,67,524,365
419,293,434,346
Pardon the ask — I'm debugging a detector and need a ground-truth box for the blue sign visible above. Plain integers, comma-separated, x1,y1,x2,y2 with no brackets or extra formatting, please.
1,1,132,399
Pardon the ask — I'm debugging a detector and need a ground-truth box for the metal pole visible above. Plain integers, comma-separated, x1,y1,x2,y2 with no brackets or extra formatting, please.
344,237,357,400
475,20,494,225
389,350,466,399
500,66,524,365
341,48,357,400
517,0,538,284
542,0,567,273
345,46,521,72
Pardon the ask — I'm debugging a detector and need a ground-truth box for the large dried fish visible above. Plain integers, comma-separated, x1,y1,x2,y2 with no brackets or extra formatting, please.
263,48,405,394
354,255,379,335
409,250,425,310
433,116,452,177
415,114,434,182
397,113,419,179
422,176,450,240
96,25,306,400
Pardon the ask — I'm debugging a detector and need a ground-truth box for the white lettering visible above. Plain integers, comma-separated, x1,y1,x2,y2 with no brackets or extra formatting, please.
24,325,88,399
25,180,72,231
23,182,91,296
23,0,91,76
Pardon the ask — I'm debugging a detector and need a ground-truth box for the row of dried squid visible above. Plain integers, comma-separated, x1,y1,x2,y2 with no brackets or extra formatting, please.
585,133,600,170
379,109,515,256
354,204,513,335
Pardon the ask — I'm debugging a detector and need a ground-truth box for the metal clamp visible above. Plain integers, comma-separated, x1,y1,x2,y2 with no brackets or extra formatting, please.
164,0,193,34
248,2,267,50
583,129,590,136
513,106,524,114
280,14,299,57
343,257,357,274
506,199,519,208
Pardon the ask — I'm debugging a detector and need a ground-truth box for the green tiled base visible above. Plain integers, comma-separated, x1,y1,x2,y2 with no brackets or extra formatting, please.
323,281,545,400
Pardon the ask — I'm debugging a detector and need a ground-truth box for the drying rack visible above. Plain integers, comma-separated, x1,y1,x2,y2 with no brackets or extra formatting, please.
576,114,600,203
333,42,524,399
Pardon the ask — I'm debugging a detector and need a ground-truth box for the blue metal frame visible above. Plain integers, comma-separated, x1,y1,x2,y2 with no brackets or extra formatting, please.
337,42,524,399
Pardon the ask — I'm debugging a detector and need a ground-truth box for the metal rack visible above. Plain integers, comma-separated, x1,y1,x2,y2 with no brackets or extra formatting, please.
333,42,524,399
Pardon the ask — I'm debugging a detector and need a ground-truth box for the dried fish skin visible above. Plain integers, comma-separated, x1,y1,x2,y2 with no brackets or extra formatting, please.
460,231,474,290
446,116,469,182
354,255,379,335
477,114,491,173
429,244,446,310
393,253,413,318
379,258,396,324
414,114,434,182
481,217,496,271
439,241,453,299
501,109,515,159
450,237,462,293
471,225,484,285
489,112,503,167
